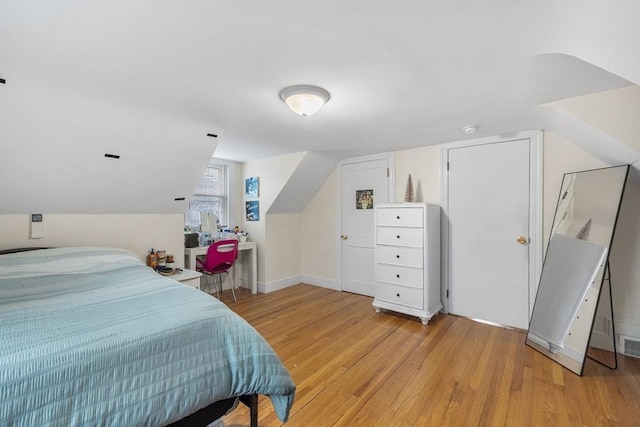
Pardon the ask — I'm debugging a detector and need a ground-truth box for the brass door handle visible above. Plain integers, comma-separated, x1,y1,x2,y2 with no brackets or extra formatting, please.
516,236,529,245
341,235,348,240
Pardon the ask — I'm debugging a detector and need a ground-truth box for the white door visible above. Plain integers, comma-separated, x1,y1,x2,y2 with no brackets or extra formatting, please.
446,138,533,329
340,156,392,296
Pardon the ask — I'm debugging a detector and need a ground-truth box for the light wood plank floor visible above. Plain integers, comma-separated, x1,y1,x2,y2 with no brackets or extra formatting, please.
219,284,640,426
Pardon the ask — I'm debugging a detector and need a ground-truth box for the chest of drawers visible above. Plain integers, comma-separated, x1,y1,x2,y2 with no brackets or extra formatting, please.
372,203,442,325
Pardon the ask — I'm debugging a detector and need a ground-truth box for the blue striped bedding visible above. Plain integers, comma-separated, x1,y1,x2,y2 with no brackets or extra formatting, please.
0,247,295,426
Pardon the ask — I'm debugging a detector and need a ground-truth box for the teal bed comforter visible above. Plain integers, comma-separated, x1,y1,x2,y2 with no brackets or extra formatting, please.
0,247,295,426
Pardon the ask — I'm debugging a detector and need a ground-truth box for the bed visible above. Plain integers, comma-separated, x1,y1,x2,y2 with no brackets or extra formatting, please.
0,247,295,426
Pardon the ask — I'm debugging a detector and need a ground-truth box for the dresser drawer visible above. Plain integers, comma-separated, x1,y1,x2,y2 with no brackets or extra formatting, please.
377,245,423,268
375,283,424,309
377,264,423,288
376,207,423,227
377,227,423,247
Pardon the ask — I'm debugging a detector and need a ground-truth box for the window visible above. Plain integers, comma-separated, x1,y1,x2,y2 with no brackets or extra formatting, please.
185,161,230,231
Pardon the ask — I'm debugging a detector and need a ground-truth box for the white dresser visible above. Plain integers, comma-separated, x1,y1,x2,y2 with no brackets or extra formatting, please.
372,203,442,325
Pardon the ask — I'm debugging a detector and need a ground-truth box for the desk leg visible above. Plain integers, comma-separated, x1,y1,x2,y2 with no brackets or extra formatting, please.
232,262,238,290
185,254,197,271
251,247,257,294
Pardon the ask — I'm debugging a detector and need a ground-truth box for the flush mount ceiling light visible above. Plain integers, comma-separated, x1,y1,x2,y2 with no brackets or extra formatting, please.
279,85,330,116
462,124,479,134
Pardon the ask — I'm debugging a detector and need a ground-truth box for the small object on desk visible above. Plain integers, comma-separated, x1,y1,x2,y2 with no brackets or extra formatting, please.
166,253,175,269
157,250,166,265
156,266,175,276
185,233,199,248
147,248,158,269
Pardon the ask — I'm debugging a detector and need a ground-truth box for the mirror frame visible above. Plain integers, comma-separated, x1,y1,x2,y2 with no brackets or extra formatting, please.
526,164,630,375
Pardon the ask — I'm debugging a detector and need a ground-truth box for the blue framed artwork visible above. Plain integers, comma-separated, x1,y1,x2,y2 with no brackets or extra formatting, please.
245,176,259,198
246,201,260,221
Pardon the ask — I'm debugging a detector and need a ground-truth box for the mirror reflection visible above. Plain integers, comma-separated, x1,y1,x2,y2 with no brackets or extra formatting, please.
526,165,629,375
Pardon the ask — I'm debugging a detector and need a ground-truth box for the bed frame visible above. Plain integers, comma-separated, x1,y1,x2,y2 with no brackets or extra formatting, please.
0,247,50,254
0,247,261,427
167,395,258,427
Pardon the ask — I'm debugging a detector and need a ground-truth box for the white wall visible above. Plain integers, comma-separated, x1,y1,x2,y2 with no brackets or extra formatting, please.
549,86,640,153
300,170,338,289
0,214,184,267
608,169,640,342
542,132,607,248
264,213,302,291
241,152,306,287
395,145,441,204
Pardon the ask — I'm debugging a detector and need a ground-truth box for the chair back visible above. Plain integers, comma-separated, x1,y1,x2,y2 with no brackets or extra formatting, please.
201,239,239,274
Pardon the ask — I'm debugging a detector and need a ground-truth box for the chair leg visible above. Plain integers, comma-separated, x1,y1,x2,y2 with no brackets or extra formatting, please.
226,271,237,303
213,274,220,299
201,274,211,294
202,274,223,300
215,274,222,299
216,271,237,303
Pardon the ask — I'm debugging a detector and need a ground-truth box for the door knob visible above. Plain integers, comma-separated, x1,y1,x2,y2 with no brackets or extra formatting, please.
341,235,348,240
516,236,529,245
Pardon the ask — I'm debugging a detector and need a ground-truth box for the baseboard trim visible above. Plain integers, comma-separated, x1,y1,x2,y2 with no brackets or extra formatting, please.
300,275,340,291
259,275,340,293
260,276,302,293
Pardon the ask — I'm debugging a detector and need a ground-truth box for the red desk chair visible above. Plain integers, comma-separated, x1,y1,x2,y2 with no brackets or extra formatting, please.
195,239,238,303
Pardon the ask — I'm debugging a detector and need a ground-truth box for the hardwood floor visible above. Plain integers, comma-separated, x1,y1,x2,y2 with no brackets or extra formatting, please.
220,284,640,426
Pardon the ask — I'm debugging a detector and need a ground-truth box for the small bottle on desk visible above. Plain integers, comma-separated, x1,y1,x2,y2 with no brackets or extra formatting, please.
147,249,158,269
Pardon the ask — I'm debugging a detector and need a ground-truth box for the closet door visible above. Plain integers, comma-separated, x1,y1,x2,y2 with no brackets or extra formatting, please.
339,155,391,297
447,139,532,329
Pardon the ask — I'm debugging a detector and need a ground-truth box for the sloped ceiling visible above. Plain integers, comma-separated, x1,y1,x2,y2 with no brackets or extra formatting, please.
269,152,339,214
0,1,639,214
546,86,640,155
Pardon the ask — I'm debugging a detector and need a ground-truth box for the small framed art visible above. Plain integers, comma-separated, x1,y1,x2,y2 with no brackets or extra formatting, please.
246,201,260,221
245,176,259,198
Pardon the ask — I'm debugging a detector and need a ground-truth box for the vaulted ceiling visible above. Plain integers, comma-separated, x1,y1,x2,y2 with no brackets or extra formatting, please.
1,1,638,214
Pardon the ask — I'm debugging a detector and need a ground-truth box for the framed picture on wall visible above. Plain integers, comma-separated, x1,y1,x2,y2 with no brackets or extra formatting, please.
245,176,259,198
246,201,260,221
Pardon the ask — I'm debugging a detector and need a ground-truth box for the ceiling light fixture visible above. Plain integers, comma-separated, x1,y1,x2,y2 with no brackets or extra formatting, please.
462,125,479,134
279,85,330,116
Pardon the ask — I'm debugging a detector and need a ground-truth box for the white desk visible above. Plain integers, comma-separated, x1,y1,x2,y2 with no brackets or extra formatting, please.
185,242,258,294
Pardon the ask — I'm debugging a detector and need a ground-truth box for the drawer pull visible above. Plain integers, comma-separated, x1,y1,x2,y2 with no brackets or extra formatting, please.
396,215,400,219
396,293,400,297
396,274,400,278
396,235,400,239
396,255,400,259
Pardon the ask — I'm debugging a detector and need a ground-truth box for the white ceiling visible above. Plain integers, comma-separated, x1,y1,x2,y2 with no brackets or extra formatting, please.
1,1,639,214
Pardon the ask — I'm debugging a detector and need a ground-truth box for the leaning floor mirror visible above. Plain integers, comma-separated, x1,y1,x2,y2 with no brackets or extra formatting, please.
526,164,630,375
